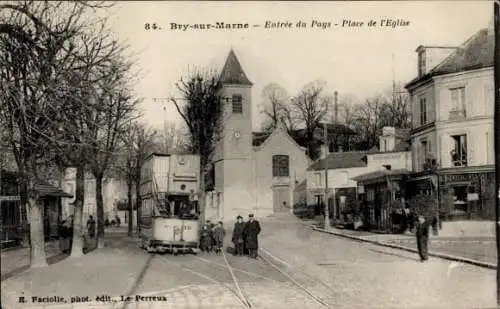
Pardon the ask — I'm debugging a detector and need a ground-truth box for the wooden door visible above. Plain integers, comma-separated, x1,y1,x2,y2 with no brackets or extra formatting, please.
273,186,290,212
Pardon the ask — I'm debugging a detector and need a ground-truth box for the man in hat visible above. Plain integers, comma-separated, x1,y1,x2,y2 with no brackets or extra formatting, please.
232,215,245,256
243,214,261,258
416,215,430,262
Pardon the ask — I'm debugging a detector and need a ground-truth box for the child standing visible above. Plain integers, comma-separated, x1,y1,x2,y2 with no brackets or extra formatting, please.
213,221,226,254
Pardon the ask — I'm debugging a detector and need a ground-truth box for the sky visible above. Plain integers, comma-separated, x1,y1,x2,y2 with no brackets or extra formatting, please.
101,1,493,132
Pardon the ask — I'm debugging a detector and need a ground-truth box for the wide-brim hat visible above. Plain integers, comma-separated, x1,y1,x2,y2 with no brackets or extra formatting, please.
248,214,254,218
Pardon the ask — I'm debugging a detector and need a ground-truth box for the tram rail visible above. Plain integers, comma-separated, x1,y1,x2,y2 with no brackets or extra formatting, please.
155,247,335,309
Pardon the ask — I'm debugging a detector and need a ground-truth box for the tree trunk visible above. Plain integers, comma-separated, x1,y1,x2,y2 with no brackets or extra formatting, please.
198,170,206,223
28,189,48,268
127,179,133,236
95,173,105,249
135,179,141,234
70,164,85,258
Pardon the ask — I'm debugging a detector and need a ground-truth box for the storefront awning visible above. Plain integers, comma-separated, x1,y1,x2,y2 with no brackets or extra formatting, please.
33,183,73,198
351,169,410,183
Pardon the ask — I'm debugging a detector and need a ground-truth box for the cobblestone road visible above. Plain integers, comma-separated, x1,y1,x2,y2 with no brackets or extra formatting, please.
2,217,497,309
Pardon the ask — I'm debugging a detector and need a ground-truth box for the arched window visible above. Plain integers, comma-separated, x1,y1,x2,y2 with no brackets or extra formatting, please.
272,155,289,177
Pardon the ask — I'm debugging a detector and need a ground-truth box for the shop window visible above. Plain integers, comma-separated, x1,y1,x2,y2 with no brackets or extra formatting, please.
451,135,467,167
366,188,375,201
452,186,468,213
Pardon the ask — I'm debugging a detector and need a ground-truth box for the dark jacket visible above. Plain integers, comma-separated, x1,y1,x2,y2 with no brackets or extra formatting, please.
416,220,430,239
213,226,226,243
243,220,261,250
232,222,245,244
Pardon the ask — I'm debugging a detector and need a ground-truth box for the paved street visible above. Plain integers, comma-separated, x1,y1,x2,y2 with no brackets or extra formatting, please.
1,215,498,309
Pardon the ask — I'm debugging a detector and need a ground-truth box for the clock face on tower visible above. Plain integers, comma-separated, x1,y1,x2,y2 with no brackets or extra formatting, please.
234,131,241,139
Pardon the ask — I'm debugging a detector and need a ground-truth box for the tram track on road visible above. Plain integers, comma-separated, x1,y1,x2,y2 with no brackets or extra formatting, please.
152,247,336,309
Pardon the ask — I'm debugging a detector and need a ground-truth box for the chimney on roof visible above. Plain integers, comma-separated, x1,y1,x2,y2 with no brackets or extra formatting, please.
416,45,458,77
380,126,396,152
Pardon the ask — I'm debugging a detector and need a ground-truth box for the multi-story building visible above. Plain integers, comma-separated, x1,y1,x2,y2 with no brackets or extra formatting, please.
405,25,495,219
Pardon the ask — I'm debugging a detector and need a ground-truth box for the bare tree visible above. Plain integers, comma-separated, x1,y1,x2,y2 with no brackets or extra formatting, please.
0,1,112,266
170,69,222,223
114,122,160,236
158,122,191,154
260,83,293,133
290,80,327,160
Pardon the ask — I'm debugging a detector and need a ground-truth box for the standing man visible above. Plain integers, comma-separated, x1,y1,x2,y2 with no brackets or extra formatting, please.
86,215,96,238
244,214,261,259
416,214,430,262
232,215,245,256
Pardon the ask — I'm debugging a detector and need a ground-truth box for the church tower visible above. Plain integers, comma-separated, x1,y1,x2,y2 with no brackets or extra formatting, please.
213,49,255,220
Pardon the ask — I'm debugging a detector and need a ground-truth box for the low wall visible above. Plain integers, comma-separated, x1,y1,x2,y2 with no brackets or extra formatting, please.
440,220,494,237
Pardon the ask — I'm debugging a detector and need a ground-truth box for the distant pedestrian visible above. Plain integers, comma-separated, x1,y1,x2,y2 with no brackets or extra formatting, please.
243,214,261,259
200,220,213,252
416,215,430,262
232,215,245,256
115,214,121,227
213,221,226,254
86,215,96,238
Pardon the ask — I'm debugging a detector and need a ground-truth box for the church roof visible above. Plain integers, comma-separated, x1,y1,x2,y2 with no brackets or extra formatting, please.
406,28,494,89
307,151,367,171
219,49,253,86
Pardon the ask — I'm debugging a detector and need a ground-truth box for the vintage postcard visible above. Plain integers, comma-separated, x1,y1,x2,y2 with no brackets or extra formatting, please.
0,1,498,309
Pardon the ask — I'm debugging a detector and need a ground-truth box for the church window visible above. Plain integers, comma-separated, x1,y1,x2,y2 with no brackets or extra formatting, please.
232,94,243,114
272,155,289,177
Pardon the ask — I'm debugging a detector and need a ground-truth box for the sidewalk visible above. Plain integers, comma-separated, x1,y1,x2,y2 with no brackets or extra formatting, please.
1,227,142,309
309,222,497,269
0,226,128,281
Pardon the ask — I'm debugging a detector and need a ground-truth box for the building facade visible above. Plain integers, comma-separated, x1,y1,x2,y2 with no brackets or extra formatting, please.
306,126,411,220
209,50,310,221
61,168,128,225
405,26,495,220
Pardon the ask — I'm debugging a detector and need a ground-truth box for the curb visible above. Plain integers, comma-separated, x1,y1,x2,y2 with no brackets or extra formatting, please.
312,227,497,270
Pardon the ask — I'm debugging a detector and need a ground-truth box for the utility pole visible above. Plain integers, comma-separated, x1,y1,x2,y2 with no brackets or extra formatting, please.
493,0,499,305
323,96,331,230
163,106,168,153
332,91,338,220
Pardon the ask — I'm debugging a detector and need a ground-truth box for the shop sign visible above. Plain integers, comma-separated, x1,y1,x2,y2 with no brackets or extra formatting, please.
442,173,479,183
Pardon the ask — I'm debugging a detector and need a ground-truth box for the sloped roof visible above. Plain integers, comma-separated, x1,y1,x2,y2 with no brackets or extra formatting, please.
351,169,410,182
252,123,357,148
219,49,253,86
406,28,494,89
294,179,307,192
307,151,367,171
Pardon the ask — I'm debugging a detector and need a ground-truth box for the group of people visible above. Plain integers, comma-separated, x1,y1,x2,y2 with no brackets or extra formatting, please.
200,220,226,253
231,214,261,258
198,214,261,258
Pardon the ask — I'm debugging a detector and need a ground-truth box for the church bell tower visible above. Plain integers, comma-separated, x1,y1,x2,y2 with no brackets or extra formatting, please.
213,49,255,220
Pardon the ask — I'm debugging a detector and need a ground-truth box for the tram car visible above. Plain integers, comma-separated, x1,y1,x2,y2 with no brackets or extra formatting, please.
139,153,201,254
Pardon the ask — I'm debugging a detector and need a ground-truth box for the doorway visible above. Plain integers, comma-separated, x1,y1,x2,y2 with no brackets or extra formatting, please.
273,186,290,212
